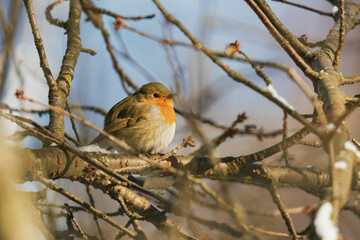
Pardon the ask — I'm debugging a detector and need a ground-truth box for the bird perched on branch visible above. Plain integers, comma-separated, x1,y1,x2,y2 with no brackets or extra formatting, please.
91,82,176,154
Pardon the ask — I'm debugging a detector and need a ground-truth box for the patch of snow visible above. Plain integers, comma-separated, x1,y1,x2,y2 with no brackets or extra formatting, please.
334,161,347,169
314,202,338,240
326,123,335,130
344,141,360,158
76,144,111,154
332,6,339,16
263,84,295,110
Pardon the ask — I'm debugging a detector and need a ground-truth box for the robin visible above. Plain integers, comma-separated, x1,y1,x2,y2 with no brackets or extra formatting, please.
91,82,176,154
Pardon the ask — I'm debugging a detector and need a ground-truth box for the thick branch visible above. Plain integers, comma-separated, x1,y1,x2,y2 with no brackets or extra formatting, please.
12,147,354,193
310,0,360,228
48,0,82,140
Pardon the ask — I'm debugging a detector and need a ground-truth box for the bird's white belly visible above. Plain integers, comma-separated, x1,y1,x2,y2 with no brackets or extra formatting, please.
126,105,176,153
141,122,176,153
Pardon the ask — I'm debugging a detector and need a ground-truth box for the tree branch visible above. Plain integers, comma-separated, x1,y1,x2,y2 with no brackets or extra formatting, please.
48,0,82,140
23,0,56,91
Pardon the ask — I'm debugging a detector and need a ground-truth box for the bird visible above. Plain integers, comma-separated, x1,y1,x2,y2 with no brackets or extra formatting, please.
91,82,176,154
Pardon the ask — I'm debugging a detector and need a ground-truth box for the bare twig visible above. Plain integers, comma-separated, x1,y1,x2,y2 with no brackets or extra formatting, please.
0,104,106,116
333,0,345,69
81,0,139,93
272,0,332,17
237,48,272,85
115,49,158,83
352,138,360,148
23,0,57,91
157,135,195,161
341,75,360,85
247,204,313,217
85,185,105,240
64,132,81,147
298,140,322,148
81,48,96,55
65,100,81,144
192,113,251,155
249,225,307,239
82,3,155,20
268,185,297,239
64,203,88,239
282,110,289,166
37,176,138,238
45,0,67,28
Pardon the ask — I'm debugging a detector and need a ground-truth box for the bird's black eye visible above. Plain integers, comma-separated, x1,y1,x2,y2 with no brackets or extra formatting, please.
153,93,160,98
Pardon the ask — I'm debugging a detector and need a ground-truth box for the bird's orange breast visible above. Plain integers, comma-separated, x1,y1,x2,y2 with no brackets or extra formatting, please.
140,97,176,125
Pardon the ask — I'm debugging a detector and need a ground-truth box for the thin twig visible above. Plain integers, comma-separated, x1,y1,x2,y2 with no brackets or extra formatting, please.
81,48,97,55
85,185,106,240
117,195,149,220
282,110,289,166
157,136,195,161
341,75,360,85
268,184,297,239
131,220,147,240
83,3,155,20
285,68,327,126
272,0,332,17
175,109,227,130
333,0,345,69
45,0,67,28
0,104,106,116
144,156,248,231
37,176,138,238
188,214,244,238
0,110,60,144
64,203,88,239
327,97,360,140
65,132,81,146
23,0,57,91
65,100,81,144
238,48,272,85
247,204,312,217
115,49,158,83
352,138,360,148
298,140,322,148
249,225,307,239
192,113,251,155
81,0,138,92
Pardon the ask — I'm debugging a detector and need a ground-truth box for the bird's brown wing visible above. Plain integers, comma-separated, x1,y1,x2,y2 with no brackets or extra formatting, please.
90,97,151,148
103,94,136,125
